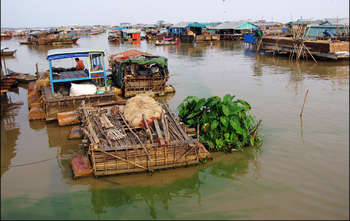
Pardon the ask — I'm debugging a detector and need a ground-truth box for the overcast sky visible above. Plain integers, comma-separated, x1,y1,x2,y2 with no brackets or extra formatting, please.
1,0,349,28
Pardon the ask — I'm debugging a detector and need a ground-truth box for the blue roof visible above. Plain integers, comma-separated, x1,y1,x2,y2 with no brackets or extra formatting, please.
47,48,104,60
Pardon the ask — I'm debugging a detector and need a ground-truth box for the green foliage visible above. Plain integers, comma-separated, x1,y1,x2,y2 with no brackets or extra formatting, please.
177,94,262,152
107,79,113,86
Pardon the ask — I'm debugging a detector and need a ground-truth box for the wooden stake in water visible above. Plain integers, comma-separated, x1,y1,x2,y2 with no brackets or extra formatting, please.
300,89,309,118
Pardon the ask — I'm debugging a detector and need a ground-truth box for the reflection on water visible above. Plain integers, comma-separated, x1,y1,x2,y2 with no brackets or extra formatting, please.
1,33,348,219
254,53,349,81
2,149,263,219
1,94,22,176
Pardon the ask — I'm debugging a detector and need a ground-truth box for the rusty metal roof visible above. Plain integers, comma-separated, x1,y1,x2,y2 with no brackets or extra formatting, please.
109,50,153,64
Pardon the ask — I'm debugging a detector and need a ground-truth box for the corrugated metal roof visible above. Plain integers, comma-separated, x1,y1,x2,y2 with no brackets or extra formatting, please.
187,22,207,28
323,18,349,26
47,48,104,57
170,22,191,28
212,21,246,30
122,29,141,34
144,24,157,28
235,22,259,30
254,21,283,27
109,50,154,63
212,21,258,30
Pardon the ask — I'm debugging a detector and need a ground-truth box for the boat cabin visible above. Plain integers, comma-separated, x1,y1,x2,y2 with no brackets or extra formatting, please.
109,50,170,97
48,48,107,94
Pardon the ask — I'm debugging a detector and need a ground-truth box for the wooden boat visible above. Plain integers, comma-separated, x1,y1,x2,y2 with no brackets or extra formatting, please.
155,41,176,46
28,48,123,121
7,69,37,83
0,49,16,56
19,41,31,45
154,38,177,46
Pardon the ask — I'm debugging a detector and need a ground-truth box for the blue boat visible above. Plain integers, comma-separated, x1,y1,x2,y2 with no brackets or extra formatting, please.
29,48,119,121
47,48,107,94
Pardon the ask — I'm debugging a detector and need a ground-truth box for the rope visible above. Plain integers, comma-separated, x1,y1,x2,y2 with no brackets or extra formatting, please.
1,157,57,168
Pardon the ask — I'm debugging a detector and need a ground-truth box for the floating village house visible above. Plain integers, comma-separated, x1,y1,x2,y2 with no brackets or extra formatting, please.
168,22,190,36
285,19,323,33
20,29,79,45
121,29,141,41
245,17,349,61
168,22,220,42
253,20,285,35
304,18,349,40
212,21,259,40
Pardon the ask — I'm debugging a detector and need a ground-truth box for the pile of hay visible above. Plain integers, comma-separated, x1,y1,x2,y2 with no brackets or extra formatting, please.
123,94,163,128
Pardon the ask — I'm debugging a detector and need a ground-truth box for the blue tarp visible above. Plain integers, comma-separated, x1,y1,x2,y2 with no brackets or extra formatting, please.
243,33,257,44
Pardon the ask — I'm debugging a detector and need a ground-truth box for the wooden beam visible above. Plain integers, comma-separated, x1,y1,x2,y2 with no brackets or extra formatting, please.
163,104,195,145
161,113,169,143
153,119,165,146
142,114,153,144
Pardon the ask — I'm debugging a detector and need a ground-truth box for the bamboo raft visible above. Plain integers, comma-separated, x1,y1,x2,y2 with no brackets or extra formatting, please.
78,104,211,177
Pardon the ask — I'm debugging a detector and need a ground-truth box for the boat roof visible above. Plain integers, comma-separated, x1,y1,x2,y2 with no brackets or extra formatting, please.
47,48,105,60
109,50,153,63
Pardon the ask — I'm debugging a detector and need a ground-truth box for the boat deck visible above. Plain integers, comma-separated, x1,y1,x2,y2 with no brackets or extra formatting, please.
40,85,119,121
52,70,88,81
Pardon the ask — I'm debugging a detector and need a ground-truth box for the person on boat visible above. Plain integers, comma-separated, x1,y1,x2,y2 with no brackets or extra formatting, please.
75,58,85,70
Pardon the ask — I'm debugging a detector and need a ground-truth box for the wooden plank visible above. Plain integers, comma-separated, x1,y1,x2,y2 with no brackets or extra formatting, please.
142,114,153,144
87,121,100,143
163,104,195,145
161,113,169,142
153,119,165,146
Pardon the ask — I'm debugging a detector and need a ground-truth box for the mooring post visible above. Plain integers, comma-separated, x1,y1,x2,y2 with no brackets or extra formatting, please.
35,63,39,77
300,89,309,118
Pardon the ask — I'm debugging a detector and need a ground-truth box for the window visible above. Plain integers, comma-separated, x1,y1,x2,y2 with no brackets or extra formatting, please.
89,53,104,72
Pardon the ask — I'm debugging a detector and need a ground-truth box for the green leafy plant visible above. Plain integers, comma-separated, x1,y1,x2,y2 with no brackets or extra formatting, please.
107,79,113,86
178,94,262,152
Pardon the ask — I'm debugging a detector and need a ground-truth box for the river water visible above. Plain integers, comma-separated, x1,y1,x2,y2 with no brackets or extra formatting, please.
1,34,349,219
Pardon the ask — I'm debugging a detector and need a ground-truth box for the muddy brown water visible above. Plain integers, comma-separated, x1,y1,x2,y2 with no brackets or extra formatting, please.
1,34,349,219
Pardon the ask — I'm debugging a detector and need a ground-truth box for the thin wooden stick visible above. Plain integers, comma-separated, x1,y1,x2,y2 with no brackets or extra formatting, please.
303,44,318,64
100,150,149,171
300,89,309,118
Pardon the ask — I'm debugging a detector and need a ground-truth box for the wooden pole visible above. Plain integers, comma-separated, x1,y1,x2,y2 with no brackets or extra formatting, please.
2,56,8,75
35,63,39,76
300,89,309,118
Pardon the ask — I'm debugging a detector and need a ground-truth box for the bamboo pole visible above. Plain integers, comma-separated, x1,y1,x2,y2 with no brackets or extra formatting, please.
300,89,309,118
100,150,149,171
302,44,318,64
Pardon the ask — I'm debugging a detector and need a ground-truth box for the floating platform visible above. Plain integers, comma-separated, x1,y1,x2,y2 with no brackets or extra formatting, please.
39,85,124,121
258,36,349,60
78,104,211,177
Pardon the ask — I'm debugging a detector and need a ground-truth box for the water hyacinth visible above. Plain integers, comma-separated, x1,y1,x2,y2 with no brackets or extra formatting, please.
177,94,262,152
